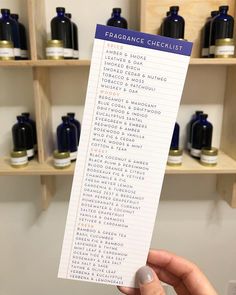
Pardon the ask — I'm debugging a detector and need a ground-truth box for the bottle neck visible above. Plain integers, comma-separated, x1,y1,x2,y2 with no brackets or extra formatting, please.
220,9,228,15
113,11,121,17
57,11,65,17
17,117,26,123
170,10,178,15
2,12,10,18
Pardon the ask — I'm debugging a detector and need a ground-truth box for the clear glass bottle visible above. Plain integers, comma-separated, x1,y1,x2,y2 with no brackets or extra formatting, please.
162,6,185,39
65,13,79,59
187,110,204,150
21,112,37,152
170,122,179,150
0,8,21,59
10,13,28,60
209,6,234,57
201,11,219,58
191,114,213,158
51,7,73,59
57,116,78,161
106,8,128,29
12,115,34,160
67,112,81,145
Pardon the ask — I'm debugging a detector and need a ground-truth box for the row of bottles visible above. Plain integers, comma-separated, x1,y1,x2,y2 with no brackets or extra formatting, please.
0,8,28,60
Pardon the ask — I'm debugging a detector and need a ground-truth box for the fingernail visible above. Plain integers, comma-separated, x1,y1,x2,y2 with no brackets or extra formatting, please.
136,265,154,284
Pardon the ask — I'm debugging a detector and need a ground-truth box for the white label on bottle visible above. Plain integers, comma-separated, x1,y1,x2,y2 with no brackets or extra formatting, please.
201,48,209,57
14,48,21,57
209,45,215,55
0,47,14,58
190,148,201,158
70,151,77,161
64,48,73,58
27,148,34,158
11,156,28,166
215,45,235,56
46,47,64,57
73,50,79,59
200,154,218,164
54,158,71,168
20,50,28,58
167,155,182,165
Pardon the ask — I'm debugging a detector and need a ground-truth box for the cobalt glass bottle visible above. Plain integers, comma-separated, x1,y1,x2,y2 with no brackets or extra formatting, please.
65,13,79,59
201,11,218,57
187,110,204,150
191,114,213,158
107,8,128,29
209,6,234,57
170,122,179,150
0,8,21,59
67,112,81,145
12,115,34,160
162,6,185,39
51,7,73,59
21,112,37,151
57,116,78,161
10,14,28,60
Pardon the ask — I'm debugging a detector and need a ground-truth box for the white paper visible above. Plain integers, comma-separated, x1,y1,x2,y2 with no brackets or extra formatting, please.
58,25,192,287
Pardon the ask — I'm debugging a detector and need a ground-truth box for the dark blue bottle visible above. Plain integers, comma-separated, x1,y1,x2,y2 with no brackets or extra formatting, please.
201,11,218,57
209,6,234,57
107,8,128,29
162,6,185,39
0,8,21,59
170,122,179,150
65,13,79,59
191,114,213,158
57,116,78,161
11,14,28,60
12,116,34,160
21,112,37,151
67,112,81,145
51,7,73,59
187,110,204,150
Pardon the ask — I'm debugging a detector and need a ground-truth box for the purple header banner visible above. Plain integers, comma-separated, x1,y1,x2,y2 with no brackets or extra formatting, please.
95,24,192,56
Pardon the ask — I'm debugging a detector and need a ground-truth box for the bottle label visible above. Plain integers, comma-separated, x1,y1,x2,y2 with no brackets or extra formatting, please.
190,148,201,158
209,45,215,55
201,48,209,57
167,155,182,165
54,158,71,168
11,156,28,166
215,45,235,56
70,151,77,161
46,47,64,57
14,48,21,57
27,148,35,158
200,154,218,165
73,50,79,59
21,50,28,58
0,47,14,58
64,48,74,58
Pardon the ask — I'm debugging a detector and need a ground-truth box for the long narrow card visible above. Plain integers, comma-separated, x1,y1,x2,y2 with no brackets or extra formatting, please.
58,24,192,287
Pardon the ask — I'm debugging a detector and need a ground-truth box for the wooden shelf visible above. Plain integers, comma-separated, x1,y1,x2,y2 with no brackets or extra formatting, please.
190,58,236,65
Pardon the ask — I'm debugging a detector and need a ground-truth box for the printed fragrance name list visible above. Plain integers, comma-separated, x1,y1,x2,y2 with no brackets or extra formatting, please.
59,25,192,287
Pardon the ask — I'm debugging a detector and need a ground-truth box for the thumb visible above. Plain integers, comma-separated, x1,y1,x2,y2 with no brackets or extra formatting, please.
136,266,165,295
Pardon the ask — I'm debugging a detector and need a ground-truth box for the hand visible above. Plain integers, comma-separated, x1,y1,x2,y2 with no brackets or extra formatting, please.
118,250,218,295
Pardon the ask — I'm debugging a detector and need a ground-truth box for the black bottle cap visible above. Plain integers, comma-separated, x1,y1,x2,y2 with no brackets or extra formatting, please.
195,110,204,115
65,13,72,19
22,112,30,118
170,6,179,12
166,11,170,16
1,8,10,14
211,10,219,17
113,8,122,13
200,113,208,119
67,112,75,118
219,5,229,11
62,116,69,122
17,115,26,121
10,13,19,20
56,7,65,13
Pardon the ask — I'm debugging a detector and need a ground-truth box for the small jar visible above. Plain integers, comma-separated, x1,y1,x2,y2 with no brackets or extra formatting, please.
167,149,183,166
10,150,28,168
215,38,235,58
200,147,218,166
53,150,71,169
0,40,14,60
46,40,64,60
